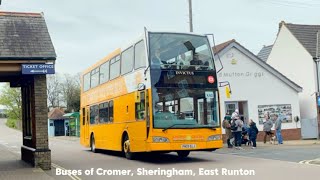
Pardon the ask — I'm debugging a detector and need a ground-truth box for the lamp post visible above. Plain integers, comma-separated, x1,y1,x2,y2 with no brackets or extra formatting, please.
313,57,320,138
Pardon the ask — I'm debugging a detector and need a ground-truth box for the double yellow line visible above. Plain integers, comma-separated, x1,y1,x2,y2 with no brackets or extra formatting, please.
51,163,82,180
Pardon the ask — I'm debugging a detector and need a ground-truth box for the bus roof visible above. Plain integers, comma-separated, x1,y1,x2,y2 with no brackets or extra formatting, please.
81,33,144,76
81,31,211,76
82,48,121,76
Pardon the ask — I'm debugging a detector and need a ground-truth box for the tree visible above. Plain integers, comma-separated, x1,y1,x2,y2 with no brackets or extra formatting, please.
61,73,80,112
47,74,63,108
0,83,22,129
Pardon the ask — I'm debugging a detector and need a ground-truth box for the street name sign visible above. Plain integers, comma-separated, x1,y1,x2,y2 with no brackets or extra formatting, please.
22,64,55,74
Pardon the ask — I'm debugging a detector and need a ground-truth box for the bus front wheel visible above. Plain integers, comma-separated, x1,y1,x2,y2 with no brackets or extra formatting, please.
177,151,190,158
123,135,135,160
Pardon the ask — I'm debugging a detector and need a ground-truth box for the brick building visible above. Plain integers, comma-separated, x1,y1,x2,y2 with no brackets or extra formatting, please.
0,11,56,170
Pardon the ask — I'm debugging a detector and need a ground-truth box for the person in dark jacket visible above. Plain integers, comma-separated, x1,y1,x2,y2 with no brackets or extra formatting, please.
248,119,259,149
222,115,233,148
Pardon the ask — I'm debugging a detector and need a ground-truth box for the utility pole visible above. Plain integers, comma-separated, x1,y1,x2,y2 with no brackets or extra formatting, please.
316,31,320,139
188,0,193,32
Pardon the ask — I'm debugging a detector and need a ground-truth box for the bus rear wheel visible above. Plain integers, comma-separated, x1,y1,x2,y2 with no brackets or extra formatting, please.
177,151,190,158
90,135,97,153
123,135,135,160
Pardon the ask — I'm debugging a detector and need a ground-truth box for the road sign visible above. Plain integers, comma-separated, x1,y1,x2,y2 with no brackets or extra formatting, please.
21,64,55,74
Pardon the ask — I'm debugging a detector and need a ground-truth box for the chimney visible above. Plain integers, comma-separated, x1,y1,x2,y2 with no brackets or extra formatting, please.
279,21,286,29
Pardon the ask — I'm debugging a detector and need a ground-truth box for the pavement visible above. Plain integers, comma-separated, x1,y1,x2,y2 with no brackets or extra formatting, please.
0,118,54,180
219,139,320,166
0,144,54,180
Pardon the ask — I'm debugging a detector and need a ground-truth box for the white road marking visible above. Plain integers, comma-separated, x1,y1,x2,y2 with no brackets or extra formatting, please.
51,163,82,180
299,159,320,166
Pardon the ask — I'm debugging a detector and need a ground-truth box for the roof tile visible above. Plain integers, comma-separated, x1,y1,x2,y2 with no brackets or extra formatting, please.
0,11,56,60
284,23,320,57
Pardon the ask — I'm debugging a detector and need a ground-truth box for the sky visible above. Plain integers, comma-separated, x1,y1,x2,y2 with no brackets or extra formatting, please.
1,0,320,75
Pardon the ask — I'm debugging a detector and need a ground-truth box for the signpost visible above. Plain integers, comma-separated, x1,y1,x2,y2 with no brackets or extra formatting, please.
21,64,55,74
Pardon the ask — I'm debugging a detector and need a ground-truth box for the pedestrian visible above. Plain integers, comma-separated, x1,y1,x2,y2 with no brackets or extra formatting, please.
248,119,259,149
274,114,283,144
263,113,273,144
222,115,233,148
230,109,243,150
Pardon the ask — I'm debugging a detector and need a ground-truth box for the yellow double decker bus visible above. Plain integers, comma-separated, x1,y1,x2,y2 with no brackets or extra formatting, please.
80,32,223,159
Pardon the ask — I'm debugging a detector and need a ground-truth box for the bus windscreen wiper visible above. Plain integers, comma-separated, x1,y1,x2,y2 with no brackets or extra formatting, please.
162,124,195,132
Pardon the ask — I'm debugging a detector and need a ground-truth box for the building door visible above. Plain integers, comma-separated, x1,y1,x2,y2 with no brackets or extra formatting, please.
225,101,248,123
225,102,238,116
54,120,65,136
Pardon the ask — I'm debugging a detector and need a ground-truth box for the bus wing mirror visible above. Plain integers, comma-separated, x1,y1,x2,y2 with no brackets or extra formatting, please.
205,34,224,73
137,83,145,91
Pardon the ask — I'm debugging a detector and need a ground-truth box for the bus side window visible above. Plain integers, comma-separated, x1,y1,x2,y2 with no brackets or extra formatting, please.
90,105,99,124
109,100,114,122
99,102,109,123
135,91,145,120
134,40,146,69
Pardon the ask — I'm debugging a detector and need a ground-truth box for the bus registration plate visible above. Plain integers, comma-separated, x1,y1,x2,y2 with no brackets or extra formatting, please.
181,144,196,149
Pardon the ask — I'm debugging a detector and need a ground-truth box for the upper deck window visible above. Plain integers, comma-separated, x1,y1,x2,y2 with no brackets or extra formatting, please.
100,61,109,84
149,33,215,70
121,46,134,75
83,73,90,91
110,56,120,80
90,68,99,88
134,40,146,69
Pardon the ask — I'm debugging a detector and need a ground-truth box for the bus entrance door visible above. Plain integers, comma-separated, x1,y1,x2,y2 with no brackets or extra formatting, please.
84,106,89,144
130,90,148,152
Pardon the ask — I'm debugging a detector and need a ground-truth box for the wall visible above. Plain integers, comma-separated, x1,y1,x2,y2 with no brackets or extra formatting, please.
48,119,55,137
267,25,317,121
217,46,301,133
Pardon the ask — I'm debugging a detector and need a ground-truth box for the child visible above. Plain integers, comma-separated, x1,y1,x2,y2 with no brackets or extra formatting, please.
248,119,259,149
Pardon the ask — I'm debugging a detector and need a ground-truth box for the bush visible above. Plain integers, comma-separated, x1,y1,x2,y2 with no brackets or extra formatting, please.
6,118,17,129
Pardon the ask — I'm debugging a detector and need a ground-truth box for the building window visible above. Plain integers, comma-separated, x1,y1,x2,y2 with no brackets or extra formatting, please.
83,73,90,91
100,61,109,84
99,102,109,123
90,68,99,88
110,56,120,80
121,46,134,75
90,105,99,124
134,40,146,69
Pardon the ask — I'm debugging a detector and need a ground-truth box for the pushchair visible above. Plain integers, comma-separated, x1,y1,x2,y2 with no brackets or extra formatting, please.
230,127,250,146
241,129,249,145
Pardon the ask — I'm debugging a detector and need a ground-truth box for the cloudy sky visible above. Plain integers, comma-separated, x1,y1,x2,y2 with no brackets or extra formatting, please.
1,0,320,74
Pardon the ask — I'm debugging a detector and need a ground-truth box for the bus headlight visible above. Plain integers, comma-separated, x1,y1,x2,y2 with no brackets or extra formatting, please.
153,136,170,143
208,135,221,141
